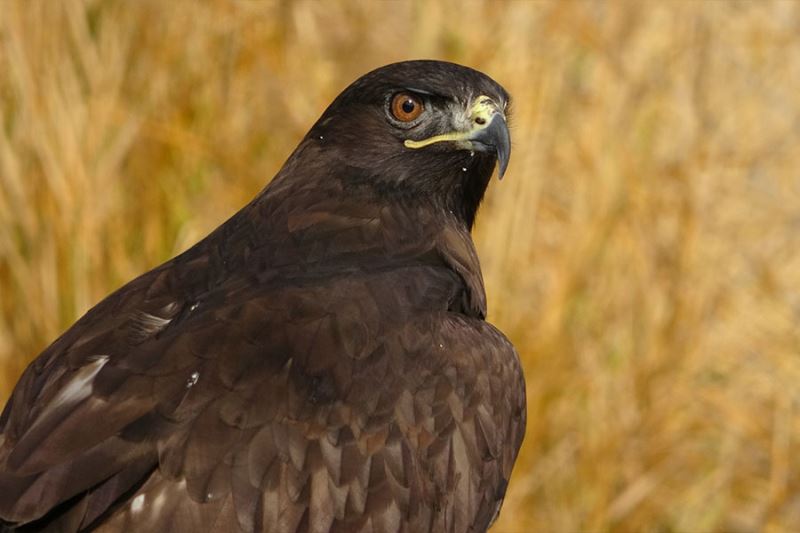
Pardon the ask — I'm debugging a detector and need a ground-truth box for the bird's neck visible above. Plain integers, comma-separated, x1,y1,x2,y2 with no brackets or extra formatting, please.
212,139,497,283
269,139,497,232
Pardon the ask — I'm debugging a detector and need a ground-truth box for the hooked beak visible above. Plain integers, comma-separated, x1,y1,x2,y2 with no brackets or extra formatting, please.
404,95,511,179
468,110,511,179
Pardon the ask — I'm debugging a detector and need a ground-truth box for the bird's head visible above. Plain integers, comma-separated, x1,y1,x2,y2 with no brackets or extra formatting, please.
299,60,511,228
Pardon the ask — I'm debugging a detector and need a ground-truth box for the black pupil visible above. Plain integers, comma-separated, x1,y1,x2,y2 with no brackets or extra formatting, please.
401,99,416,114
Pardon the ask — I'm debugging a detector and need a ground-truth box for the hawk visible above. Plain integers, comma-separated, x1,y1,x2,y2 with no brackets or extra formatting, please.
0,60,526,532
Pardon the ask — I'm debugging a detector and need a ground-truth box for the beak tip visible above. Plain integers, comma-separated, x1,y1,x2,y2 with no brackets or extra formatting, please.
494,119,511,181
473,112,511,182
497,162,508,180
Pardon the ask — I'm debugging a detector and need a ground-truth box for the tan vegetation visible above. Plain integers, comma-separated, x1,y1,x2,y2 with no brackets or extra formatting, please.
2,1,800,531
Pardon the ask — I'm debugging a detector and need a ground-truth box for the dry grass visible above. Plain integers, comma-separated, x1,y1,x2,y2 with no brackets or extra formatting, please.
2,1,800,531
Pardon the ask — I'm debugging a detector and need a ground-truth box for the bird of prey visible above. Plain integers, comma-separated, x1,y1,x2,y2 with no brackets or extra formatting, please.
0,60,526,532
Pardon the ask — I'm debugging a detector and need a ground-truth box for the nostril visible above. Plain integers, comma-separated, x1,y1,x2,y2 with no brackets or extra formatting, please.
475,117,486,125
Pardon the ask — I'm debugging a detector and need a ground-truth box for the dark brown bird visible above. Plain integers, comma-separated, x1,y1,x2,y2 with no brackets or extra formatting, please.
0,60,526,532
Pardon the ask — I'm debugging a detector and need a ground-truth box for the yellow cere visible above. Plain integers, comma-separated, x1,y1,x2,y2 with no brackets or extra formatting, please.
404,95,498,149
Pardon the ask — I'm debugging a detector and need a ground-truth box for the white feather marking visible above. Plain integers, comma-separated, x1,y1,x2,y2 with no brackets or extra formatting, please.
131,494,145,513
39,356,109,420
160,301,179,314
186,371,200,388
134,311,172,334
153,490,166,514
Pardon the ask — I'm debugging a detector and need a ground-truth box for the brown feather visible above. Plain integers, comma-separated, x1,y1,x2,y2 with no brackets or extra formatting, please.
0,60,525,533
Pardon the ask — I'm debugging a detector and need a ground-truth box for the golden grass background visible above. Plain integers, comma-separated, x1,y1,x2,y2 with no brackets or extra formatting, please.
2,1,800,531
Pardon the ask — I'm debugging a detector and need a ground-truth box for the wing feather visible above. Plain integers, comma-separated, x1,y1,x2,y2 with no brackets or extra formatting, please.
1,207,525,532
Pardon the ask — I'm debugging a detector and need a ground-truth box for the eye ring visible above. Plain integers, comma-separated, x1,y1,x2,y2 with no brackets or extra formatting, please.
390,93,424,122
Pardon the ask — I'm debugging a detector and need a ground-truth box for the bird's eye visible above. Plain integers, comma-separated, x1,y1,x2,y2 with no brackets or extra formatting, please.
391,93,424,122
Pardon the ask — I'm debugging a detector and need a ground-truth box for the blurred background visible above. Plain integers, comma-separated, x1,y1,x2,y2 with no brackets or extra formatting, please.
1,1,799,531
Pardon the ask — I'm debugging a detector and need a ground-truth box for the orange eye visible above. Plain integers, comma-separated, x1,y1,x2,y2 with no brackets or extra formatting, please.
391,93,424,122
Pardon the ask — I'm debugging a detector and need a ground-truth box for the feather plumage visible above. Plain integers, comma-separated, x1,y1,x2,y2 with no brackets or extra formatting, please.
0,60,525,533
